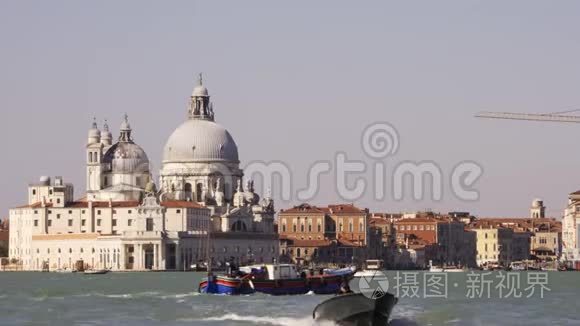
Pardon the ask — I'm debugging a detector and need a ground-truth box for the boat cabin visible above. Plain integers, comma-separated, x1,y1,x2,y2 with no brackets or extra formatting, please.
239,264,300,280
364,260,384,271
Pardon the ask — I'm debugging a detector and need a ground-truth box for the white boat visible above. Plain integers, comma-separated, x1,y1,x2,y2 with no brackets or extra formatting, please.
83,269,110,275
55,268,76,273
429,260,464,273
324,266,357,277
354,260,385,278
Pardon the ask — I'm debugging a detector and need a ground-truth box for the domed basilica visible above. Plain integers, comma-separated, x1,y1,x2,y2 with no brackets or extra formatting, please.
8,75,278,272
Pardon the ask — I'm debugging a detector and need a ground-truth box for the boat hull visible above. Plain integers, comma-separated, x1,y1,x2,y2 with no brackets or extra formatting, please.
199,276,254,295
251,274,350,296
313,292,398,326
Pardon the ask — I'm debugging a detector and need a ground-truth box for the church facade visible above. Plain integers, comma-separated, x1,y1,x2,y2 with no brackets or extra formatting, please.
8,76,278,271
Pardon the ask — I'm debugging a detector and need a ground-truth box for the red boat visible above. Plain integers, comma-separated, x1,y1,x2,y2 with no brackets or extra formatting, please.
240,264,355,296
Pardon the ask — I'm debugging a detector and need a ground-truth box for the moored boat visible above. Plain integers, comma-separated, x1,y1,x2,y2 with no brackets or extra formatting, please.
313,292,398,326
83,268,110,275
354,260,385,278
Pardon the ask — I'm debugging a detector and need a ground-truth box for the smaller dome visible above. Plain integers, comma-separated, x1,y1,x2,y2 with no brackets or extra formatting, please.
192,85,209,97
88,128,101,138
103,142,149,174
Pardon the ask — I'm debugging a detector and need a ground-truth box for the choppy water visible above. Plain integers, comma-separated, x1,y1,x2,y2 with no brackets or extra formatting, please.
0,271,578,325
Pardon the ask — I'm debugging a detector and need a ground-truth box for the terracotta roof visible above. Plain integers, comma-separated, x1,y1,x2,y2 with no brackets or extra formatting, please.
161,201,205,209
328,204,365,214
14,202,53,209
280,203,328,214
280,203,366,215
369,218,391,225
337,239,365,247
468,217,561,232
395,218,440,224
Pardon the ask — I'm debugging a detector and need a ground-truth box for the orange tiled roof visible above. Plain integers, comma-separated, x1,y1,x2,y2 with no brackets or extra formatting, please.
328,204,365,214
280,203,328,214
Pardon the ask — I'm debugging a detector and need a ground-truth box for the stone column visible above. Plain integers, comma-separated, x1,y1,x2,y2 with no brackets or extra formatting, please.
153,244,158,270
160,243,166,270
137,244,142,270
175,244,181,271
119,245,126,271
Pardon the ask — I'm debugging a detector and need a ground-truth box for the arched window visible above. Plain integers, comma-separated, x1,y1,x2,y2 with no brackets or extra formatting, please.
196,183,203,202
232,221,247,232
297,248,301,258
184,183,192,201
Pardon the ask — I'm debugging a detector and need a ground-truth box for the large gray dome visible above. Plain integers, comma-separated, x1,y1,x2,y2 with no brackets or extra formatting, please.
163,119,239,163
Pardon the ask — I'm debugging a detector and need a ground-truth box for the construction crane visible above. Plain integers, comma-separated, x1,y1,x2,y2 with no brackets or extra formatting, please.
475,111,580,123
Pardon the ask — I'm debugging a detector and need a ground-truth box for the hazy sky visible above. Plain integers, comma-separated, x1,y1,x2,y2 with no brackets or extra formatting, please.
1,1,580,218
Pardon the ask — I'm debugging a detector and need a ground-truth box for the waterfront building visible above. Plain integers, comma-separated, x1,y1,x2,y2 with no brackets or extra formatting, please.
0,219,8,258
470,214,560,262
472,227,513,266
8,77,278,271
562,190,580,263
278,203,382,266
393,216,475,267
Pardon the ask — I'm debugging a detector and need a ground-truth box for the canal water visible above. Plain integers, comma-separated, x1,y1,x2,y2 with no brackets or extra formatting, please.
0,271,578,325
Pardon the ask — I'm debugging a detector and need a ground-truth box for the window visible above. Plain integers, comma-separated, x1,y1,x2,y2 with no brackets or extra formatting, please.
68,220,73,227
359,222,364,232
112,219,117,227
57,198,61,204
300,224,305,232
81,219,86,226
282,224,286,232
48,220,52,227
32,189,36,195
128,210,132,214
112,210,117,215
68,210,72,214
97,210,101,215
34,210,38,214
48,210,52,214
146,218,154,231
412,225,417,231
339,223,344,232
293,224,297,232
81,210,85,214
34,220,38,227
317,224,322,232
176,210,181,214
49,190,53,195
349,223,353,232
128,219,132,227
57,214,61,219
97,219,101,227
419,225,424,231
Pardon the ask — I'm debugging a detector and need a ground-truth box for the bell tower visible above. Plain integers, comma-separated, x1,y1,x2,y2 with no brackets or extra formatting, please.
86,118,104,192
530,198,546,219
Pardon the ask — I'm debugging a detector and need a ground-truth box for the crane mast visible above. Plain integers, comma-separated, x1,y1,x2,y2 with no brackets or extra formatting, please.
475,111,580,123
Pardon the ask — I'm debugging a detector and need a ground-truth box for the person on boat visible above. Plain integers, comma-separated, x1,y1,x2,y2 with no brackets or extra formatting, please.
338,280,353,295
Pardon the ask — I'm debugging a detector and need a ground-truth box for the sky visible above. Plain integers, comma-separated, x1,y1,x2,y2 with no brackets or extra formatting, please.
1,1,580,218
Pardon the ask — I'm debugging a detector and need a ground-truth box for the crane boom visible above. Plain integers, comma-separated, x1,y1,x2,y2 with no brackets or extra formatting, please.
475,111,580,123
